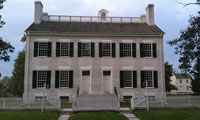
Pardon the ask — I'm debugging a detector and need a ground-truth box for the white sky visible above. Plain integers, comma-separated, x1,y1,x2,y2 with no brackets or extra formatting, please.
0,0,199,77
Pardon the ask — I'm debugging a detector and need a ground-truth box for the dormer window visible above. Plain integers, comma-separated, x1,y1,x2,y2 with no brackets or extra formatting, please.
98,9,108,21
101,12,106,20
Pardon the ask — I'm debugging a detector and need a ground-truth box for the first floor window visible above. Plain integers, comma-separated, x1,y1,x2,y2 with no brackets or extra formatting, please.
39,42,48,56
60,96,69,103
123,71,133,88
59,71,69,87
37,71,47,88
120,70,137,88
123,96,132,102
32,71,51,89
143,71,153,87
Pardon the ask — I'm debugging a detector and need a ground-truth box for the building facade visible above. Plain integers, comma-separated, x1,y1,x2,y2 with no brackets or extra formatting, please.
23,1,165,102
170,73,193,94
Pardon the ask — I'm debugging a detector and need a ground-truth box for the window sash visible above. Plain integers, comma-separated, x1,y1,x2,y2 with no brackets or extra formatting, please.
37,71,47,88
38,42,48,56
123,71,133,88
144,71,154,87
143,43,152,57
59,71,69,87
123,43,132,57
60,43,70,56
102,43,111,57
82,43,91,56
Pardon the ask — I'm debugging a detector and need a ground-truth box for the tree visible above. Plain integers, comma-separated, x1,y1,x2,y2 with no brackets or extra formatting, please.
168,9,200,94
0,76,10,97
165,61,177,92
0,0,14,62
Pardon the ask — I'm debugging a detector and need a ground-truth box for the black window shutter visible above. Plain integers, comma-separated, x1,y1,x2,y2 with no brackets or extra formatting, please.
132,43,136,58
153,43,157,58
141,71,145,88
99,43,102,57
55,71,60,88
78,42,82,57
48,42,52,57
120,71,124,88
32,71,37,89
34,42,38,57
69,71,73,88
47,71,51,88
91,42,95,57
133,71,137,88
112,43,116,58
120,43,123,57
70,42,74,57
140,43,144,58
154,71,158,88
56,42,60,57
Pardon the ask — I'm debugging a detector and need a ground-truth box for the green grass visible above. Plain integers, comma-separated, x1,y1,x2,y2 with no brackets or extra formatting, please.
0,111,59,120
133,108,200,120
69,112,128,120
120,102,131,108
61,103,72,108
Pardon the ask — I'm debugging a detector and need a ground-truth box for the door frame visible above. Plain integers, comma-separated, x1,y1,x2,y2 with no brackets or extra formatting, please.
102,69,113,94
81,70,91,94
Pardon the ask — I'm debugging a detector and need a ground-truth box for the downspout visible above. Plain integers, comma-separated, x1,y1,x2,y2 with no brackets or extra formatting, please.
26,33,30,101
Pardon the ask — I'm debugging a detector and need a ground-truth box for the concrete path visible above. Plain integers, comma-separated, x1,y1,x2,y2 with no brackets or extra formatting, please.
58,109,72,120
120,108,140,120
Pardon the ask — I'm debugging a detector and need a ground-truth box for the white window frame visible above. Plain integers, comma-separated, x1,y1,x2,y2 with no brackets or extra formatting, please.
37,71,47,88
82,43,91,57
59,71,69,88
60,42,70,57
38,42,48,57
143,43,152,58
123,71,133,88
143,71,154,88
102,43,112,57
123,43,132,57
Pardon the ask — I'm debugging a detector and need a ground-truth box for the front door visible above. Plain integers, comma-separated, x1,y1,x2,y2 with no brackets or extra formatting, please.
82,71,90,93
103,71,112,93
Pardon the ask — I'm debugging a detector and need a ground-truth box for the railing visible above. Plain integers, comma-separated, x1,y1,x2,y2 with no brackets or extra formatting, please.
114,87,118,97
46,15,142,23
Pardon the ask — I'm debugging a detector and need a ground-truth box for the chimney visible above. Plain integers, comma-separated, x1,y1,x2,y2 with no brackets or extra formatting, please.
34,1,43,23
146,4,154,25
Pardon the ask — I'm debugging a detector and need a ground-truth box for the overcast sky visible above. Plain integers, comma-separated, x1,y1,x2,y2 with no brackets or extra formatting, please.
0,0,199,77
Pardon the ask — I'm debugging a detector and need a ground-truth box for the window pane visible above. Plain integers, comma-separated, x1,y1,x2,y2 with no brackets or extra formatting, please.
60,71,69,87
123,43,131,57
82,43,90,56
82,71,90,76
60,43,69,56
102,43,111,56
39,43,48,56
123,71,132,87
103,71,111,76
143,44,151,57
37,71,47,88
144,71,153,87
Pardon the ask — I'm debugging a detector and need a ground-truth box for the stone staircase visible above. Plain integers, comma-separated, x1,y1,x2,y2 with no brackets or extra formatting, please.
73,94,120,112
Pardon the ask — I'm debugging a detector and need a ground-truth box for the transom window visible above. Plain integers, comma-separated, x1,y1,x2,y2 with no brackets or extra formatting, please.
37,71,47,88
123,43,132,57
60,43,69,56
59,71,69,87
123,71,133,88
82,43,91,56
143,43,152,57
102,43,111,57
144,71,153,87
38,42,48,56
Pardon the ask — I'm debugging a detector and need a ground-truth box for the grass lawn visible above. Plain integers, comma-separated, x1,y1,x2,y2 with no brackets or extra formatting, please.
0,111,59,120
61,103,72,108
69,112,128,120
120,102,131,108
133,108,200,120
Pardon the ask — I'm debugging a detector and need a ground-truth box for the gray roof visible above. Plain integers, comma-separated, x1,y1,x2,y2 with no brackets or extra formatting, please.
174,73,191,79
25,21,164,35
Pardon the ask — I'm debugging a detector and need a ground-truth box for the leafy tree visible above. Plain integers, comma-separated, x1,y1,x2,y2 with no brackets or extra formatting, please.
165,61,177,92
0,76,10,97
168,9,200,94
20,34,26,43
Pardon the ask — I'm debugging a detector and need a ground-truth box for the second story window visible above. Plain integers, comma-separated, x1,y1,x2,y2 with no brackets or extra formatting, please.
140,43,157,58
120,43,136,58
143,43,152,57
78,42,95,57
61,43,69,56
99,42,116,57
34,42,52,57
56,42,74,57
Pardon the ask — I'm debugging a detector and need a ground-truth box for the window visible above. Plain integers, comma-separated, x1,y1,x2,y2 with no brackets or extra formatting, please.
103,71,111,76
59,71,69,87
82,43,91,56
82,71,90,76
60,43,69,56
38,42,48,56
186,80,189,83
144,71,153,87
143,43,152,57
123,96,132,102
60,96,69,103
101,12,106,20
102,43,111,56
37,71,47,88
123,71,133,88
180,80,182,83
123,43,132,57
187,86,190,90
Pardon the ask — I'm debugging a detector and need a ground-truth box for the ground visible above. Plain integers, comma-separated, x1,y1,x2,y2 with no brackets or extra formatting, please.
133,108,200,120
69,112,128,120
0,111,59,120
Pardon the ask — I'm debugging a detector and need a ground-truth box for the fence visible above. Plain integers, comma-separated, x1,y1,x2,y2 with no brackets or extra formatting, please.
131,96,200,109
0,97,61,111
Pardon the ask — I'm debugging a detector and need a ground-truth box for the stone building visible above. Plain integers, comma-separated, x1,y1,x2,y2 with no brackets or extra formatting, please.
23,1,165,105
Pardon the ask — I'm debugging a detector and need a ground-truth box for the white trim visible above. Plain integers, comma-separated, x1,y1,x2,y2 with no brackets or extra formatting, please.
58,66,70,70
122,67,134,70
35,66,48,70
101,66,113,69
81,66,92,69
36,39,49,42
59,39,71,42
122,40,133,43
142,40,153,43
102,40,113,42
81,39,91,42
143,67,155,70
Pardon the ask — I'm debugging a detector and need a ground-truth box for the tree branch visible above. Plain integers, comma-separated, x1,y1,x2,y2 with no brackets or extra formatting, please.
176,1,200,7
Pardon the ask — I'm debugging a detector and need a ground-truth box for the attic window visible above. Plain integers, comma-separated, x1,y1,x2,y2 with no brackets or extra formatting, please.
101,12,106,20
